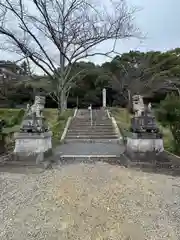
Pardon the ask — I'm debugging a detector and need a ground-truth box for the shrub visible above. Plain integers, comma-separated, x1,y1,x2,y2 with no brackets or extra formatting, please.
16,109,25,122
6,109,25,127
157,93,180,154
0,119,6,129
8,116,18,127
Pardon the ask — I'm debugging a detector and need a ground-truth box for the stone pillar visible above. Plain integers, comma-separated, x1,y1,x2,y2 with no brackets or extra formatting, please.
102,88,106,107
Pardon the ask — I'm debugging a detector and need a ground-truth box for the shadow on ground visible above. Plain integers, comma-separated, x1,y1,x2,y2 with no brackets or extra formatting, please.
0,165,46,174
125,150,180,178
131,165,180,178
1,151,180,178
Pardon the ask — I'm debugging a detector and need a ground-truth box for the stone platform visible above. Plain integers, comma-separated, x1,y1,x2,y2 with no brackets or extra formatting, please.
53,142,127,166
55,142,125,156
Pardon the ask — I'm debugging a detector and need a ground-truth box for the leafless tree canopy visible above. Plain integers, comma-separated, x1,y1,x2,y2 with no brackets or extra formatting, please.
0,0,139,110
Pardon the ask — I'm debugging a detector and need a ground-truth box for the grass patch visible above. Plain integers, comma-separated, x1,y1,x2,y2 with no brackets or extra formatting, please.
45,109,73,146
110,107,174,153
0,108,74,149
0,108,21,118
0,108,25,129
110,107,131,142
158,124,174,152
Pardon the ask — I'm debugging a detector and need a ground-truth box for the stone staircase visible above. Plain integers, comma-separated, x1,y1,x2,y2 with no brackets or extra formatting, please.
65,109,119,142
55,108,126,165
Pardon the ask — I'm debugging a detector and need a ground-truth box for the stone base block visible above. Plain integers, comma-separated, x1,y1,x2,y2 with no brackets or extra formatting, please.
13,131,52,166
12,150,53,166
126,136,164,153
125,135,164,165
14,131,52,153
125,149,162,163
125,149,172,170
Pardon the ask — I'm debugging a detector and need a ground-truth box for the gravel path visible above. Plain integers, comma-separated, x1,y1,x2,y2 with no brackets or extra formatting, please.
0,162,180,240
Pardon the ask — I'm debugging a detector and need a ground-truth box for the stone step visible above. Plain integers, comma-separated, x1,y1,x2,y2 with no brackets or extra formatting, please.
72,118,111,120
70,122,113,127
67,129,115,133
70,127,114,130
74,119,110,121
64,139,122,143
71,119,112,122
65,136,118,140
69,125,114,129
70,123,113,126
66,134,117,137
69,129,115,132
69,128,114,131
55,141,125,155
65,135,118,139
76,114,108,117
58,154,128,166
68,131,116,134
72,119,111,122
66,132,116,136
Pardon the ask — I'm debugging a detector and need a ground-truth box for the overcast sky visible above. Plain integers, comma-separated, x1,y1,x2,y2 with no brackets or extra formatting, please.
90,0,180,64
1,0,180,71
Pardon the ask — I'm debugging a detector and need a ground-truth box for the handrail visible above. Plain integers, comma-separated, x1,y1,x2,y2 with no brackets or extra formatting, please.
73,108,78,117
60,117,72,142
88,104,93,126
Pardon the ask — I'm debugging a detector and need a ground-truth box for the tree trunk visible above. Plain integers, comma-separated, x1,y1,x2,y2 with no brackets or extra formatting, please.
59,32,66,113
64,97,67,109
57,98,61,117
60,90,66,112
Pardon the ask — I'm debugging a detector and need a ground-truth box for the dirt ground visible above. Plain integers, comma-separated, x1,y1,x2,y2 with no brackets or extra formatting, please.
0,162,180,240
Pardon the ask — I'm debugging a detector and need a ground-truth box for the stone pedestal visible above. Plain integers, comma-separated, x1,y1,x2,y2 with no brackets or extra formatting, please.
13,131,52,164
125,132,164,162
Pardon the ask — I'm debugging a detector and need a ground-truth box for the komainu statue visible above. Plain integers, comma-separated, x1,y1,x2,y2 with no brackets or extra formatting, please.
20,95,48,133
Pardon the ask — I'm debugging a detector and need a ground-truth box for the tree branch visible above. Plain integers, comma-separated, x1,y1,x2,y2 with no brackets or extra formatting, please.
0,0,140,110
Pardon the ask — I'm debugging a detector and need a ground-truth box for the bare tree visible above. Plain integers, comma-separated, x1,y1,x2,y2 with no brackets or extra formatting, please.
0,61,21,101
111,52,157,98
0,0,139,112
110,51,176,109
